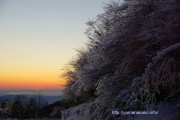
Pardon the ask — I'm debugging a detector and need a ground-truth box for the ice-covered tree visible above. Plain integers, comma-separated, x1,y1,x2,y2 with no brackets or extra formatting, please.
63,0,180,119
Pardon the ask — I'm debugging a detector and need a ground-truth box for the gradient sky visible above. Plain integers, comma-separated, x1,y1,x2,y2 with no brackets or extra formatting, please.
0,0,110,92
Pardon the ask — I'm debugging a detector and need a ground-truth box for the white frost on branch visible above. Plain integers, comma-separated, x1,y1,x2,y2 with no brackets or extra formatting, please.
147,42,180,69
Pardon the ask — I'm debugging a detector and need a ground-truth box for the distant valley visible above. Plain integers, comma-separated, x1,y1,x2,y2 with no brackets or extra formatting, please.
0,95,63,104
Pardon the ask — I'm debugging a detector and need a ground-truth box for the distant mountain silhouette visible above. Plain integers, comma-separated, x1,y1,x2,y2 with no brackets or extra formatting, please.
0,95,63,104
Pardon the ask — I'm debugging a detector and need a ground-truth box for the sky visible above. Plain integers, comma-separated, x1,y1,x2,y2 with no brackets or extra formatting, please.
0,0,111,95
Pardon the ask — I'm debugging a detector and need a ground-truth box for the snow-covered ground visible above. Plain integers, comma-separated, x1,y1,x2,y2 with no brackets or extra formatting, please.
134,100,180,120
60,99,180,120
61,103,89,120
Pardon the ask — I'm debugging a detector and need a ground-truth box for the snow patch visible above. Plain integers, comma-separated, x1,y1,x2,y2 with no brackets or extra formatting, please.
61,103,89,120
147,42,180,69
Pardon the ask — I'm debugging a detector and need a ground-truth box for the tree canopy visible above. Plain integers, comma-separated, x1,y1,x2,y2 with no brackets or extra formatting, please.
63,0,180,119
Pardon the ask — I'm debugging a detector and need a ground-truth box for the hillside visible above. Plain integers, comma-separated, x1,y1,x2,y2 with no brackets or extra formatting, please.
62,0,180,120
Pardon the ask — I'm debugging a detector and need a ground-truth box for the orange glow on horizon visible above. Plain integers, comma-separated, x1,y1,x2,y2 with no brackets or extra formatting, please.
0,70,67,90
0,78,66,90
0,59,67,90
